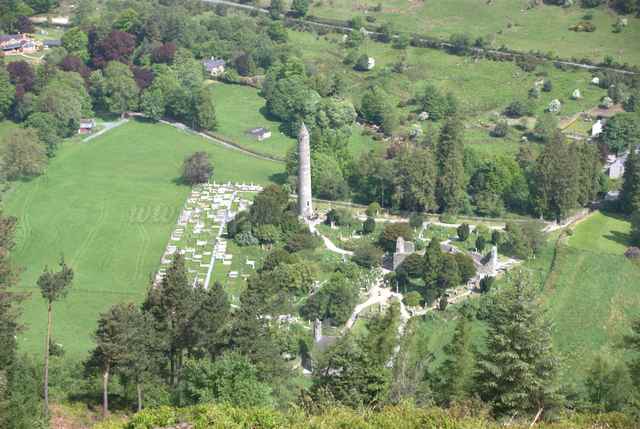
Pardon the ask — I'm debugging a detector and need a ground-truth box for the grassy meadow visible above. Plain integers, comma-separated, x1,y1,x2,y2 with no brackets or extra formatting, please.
208,82,378,159
410,210,639,384
290,30,606,117
301,0,640,66
287,29,606,156
2,120,283,359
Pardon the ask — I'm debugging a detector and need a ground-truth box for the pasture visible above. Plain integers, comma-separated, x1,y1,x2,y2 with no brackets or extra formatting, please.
289,30,606,119
2,120,282,359
208,83,378,159
304,0,640,66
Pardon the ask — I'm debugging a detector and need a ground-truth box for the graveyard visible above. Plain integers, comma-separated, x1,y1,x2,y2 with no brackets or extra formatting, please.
155,182,264,303
3,120,282,358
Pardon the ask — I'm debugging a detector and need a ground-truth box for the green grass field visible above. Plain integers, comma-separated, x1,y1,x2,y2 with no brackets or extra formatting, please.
2,120,283,359
410,210,640,384
568,210,632,254
289,30,606,118
301,0,640,66
208,83,378,159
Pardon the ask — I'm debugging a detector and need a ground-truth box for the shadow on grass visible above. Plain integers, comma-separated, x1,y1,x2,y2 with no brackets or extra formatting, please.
603,230,632,248
269,172,288,185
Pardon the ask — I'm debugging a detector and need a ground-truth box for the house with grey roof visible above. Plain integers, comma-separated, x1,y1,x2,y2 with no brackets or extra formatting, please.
246,127,272,141
202,57,226,77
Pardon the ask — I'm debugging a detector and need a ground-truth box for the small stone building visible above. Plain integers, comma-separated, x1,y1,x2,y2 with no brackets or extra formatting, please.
392,236,415,270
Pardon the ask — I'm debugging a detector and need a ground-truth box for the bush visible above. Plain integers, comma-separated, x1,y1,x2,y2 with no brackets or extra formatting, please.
325,208,355,226
570,21,597,32
378,223,413,252
479,276,494,293
409,213,425,229
285,231,321,252
439,213,458,224
581,0,602,7
542,80,553,92
235,231,259,247
454,252,477,282
352,242,383,268
504,99,534,118
403,291,422,307
457,223,471,241
362,217,376,235
366,202,381,217
491,120,508,138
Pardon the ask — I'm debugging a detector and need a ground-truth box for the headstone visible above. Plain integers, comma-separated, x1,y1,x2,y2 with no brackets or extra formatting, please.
313,319,322,343
490,245,498,276
396,236,406,254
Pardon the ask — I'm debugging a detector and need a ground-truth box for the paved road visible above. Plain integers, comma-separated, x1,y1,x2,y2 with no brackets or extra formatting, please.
159,119,284,164
82,118,129,142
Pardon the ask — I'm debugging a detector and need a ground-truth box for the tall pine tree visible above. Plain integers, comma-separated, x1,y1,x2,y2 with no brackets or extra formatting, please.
435,313,476,405
475,271,562,416
620,149,640,214
142,253,194,386
392,146,438,212
532,136,579,221
437,117,466,213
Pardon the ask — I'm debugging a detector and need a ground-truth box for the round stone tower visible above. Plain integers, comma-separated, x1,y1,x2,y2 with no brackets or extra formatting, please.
298,123,313,219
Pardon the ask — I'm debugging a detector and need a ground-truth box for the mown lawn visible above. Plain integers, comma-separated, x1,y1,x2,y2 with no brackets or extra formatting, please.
3,120,282,359
208,82,378,159
301,0,640,66
568,210,632,254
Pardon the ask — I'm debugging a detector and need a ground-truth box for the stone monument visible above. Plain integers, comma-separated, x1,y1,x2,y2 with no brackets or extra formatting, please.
489,245,498,276
298,123,313,219
313,318,322,343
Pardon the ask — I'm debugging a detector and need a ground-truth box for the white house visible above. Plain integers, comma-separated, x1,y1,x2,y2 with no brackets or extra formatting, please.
591,119,604,138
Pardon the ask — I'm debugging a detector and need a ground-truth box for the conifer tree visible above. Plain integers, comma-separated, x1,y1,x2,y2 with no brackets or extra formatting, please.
191,282,230,359
392,146,437,212
532,136,579,221
422,239,443,290
475,271,562,416
620,150,640,214
435,314,476,405
86,303,139,417
142,253,194,386
37,256,74,417
437,117,466,213
575,143,602,206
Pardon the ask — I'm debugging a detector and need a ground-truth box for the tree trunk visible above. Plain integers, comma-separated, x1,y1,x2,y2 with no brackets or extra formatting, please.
136,382,143,412
43,301,52,417
170,347,176,386
102,364,110,418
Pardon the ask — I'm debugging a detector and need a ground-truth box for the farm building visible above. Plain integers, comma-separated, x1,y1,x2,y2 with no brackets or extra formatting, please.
78,119,96,135
246,127,272,141
0,34,40,55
